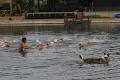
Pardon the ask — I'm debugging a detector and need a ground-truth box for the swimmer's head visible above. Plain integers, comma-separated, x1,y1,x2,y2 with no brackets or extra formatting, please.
22,38,27,43
59,38,64,41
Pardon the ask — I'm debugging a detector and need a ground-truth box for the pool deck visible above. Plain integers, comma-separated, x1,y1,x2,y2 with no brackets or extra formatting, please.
0,18,120,26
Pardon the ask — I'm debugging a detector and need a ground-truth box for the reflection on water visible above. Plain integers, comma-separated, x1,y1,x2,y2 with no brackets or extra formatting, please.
0,23,120,35
91,23,120,33
0,25,65,35
0,23,120,80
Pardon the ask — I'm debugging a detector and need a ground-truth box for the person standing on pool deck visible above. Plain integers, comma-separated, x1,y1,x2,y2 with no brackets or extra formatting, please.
18,37,29,57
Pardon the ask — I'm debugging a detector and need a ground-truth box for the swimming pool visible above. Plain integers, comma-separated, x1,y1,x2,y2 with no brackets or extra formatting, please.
0,23,120,80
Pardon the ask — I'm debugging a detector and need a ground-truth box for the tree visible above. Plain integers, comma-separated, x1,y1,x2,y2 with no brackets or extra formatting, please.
12,0,27,15
28,0,34,12
47,0,59,11
83,0,93,7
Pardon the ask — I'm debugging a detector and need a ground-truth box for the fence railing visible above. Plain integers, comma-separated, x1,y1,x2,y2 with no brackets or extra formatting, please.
26,12,74,19
1,10,120,18
26,11,120,19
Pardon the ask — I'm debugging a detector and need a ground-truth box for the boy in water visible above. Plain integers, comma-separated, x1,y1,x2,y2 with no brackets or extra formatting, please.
18,38,29,57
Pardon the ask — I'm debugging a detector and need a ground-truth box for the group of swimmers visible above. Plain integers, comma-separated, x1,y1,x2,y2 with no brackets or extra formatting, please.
0,37,96,50
17,37,64,57
17,37,98,56
35,38,64,50
0,37,99,57
0,37,64,57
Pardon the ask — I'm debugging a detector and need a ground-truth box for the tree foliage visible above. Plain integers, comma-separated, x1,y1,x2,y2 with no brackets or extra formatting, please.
12,0,27,15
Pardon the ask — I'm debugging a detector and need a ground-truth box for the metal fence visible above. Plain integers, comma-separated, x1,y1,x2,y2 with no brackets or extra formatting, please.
25,11,120,19
26,12,74,19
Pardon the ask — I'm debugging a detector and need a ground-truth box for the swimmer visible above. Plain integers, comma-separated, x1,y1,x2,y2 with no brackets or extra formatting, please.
57,38,64,43
44,38,64,48
78,41,88,49
47,41,55,47
0,39,12,47
18,38,29,57
53,38,64,43
78,39,97,49
35,41,47,50
79,53,110,64
87,39,97,44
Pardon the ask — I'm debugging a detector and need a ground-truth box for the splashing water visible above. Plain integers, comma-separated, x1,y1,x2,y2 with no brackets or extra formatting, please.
92,32,110,42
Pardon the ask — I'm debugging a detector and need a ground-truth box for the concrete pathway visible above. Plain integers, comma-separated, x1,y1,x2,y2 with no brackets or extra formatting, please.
0,18,120,26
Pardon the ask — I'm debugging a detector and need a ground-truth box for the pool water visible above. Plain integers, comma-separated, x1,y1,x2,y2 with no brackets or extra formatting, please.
0,23,120,80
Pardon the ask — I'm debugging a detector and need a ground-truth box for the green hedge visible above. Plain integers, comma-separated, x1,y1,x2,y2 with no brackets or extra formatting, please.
26,13,74,19
89,13,101,18
89,13,111,18
0,10,11,16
